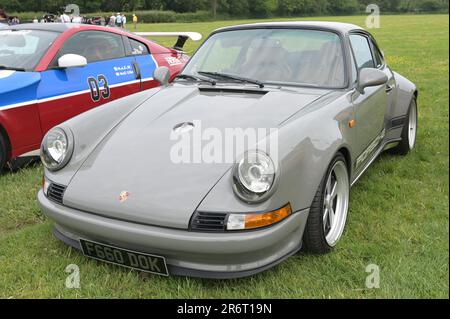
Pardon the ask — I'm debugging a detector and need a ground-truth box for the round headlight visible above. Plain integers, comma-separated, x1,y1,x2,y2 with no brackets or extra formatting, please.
234,151,277,202
40,127,73,171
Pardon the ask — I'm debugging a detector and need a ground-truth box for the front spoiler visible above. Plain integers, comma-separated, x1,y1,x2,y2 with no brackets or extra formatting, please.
54,227,302,279
38,190,309,279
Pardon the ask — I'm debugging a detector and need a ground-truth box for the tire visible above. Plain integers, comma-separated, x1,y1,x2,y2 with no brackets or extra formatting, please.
0,133,7,173
391,99,417,156
303,153,350,254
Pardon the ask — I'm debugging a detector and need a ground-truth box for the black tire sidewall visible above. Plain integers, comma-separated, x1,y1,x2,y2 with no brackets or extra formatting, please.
0,134,7,172
303,153,349,253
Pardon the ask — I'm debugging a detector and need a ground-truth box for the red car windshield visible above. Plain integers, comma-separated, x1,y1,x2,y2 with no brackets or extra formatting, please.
0,30,59,71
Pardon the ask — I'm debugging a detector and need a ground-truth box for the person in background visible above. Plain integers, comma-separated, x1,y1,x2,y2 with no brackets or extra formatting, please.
11,16,20,25
132,14,138,31
109,14,116,27
116,13,122,28
72,14,82,24
33,16,39,23
60,12,70,23
122,14,127,29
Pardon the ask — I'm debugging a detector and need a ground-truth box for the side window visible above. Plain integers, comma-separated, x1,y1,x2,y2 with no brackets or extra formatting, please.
349,34,375,70
58,31,126,63
351,50,358,83
371,41,384,68
129,38,149,55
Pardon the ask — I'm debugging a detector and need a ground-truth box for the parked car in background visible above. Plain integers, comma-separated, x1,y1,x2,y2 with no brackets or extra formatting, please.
85,16,106,26
0,9,7,25
42,14,57,23
0,23,200,171
38,22,417,278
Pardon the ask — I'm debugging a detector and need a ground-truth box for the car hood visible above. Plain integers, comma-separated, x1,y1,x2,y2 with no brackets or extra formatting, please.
0,71,41,108
63,85,326,229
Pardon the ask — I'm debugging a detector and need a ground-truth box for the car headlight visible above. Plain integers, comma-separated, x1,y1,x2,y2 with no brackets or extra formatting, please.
40,127,74,171
233,151,277,202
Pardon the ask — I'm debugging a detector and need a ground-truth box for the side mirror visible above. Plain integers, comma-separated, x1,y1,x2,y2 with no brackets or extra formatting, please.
358,68,388,94
58,54,87,69
153,66,171,86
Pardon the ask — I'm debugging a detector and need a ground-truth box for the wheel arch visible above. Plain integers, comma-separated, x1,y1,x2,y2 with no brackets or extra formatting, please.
413,90,419,105
336,146,352,178
0,123,11,159
393,71,418,119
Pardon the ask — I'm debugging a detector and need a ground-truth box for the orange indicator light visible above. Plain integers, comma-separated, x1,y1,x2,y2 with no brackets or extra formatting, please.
244,204,292,230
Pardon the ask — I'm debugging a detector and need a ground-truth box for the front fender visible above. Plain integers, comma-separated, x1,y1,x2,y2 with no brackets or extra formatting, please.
392,71,417,119
45,88,162,186
197,91,355,214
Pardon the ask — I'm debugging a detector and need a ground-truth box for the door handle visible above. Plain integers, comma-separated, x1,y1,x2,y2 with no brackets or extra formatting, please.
385,84,394,93
132,62,141,80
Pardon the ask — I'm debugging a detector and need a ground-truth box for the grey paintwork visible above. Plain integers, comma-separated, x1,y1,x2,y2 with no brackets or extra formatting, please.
38,22,417,278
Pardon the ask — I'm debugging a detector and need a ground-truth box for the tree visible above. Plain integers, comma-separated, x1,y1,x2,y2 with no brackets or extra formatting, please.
218,0,250,15
164,0,207,12
143,0,166,10
327,0,359,14
277,0,329,16
419,0,445,10
211,0,218,17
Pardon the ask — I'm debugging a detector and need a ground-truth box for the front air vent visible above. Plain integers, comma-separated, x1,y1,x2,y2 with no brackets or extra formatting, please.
47,183,67,204
198,87,268,95
390,116,406,128
190,211,228,232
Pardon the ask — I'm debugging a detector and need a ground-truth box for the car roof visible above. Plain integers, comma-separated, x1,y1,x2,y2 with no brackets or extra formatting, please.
2,23,172,61
3,23,74,33
213,21,364,35
3,23,129,35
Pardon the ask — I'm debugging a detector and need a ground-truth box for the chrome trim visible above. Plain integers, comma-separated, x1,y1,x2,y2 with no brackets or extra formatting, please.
18,149,40,157
355,129,386,169
351,138,401,187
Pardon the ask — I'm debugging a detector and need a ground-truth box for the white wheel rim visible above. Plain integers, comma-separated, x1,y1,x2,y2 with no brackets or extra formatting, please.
408,103,417,149
323,161,350,247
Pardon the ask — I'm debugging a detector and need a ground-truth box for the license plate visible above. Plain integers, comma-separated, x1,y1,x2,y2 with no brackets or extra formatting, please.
80,239,169,276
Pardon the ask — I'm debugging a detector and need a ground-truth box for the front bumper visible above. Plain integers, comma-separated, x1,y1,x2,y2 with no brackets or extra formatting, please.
38,190,309,279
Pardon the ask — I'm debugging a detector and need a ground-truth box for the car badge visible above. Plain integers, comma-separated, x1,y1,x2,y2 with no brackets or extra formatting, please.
173,122,195,134
119,191,130,203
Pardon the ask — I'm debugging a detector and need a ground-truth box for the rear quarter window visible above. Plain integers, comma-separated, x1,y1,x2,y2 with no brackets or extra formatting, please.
129,38,150,55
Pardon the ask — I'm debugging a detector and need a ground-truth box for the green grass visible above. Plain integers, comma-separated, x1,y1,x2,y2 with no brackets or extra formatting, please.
0,14,448,298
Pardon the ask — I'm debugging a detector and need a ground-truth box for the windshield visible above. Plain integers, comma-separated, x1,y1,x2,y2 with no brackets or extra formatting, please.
0,30,59,71
182,29,346,88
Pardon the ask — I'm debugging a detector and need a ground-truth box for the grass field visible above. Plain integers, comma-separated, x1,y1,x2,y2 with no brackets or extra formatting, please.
0,14,448,299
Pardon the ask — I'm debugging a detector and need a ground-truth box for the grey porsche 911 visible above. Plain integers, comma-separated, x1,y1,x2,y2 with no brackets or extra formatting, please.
38,22,417,279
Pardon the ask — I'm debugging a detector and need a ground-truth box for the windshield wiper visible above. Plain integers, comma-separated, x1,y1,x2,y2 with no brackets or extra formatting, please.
0,65,26,72
175,73,216,85
198,71,264,88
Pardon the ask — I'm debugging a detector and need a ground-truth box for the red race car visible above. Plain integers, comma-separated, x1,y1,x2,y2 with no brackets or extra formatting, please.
0,23,200,171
